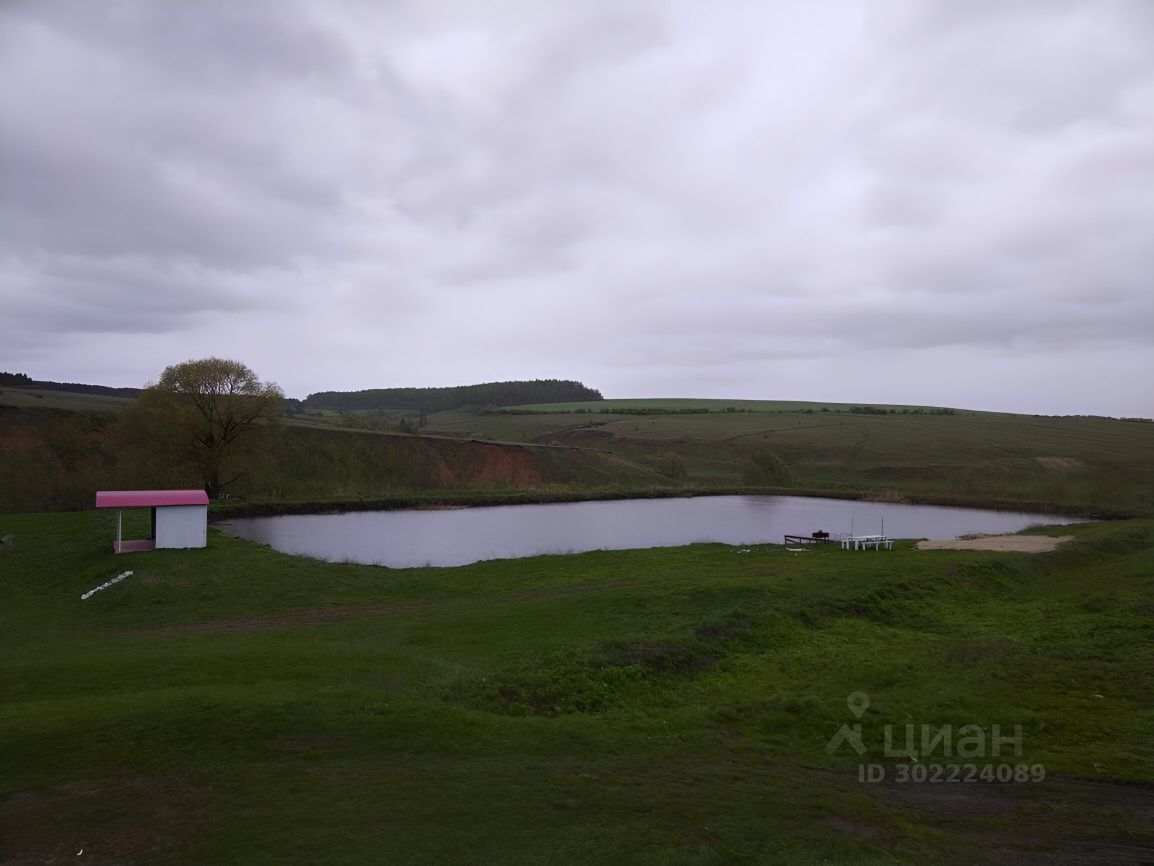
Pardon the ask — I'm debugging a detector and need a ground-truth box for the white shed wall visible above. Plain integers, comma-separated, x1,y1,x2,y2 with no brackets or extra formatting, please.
155,505,207,549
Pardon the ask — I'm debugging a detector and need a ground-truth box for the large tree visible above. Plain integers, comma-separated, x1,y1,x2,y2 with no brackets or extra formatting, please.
129,357,283,498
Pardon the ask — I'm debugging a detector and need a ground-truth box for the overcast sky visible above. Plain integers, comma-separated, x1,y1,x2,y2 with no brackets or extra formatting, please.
2,1,1151,415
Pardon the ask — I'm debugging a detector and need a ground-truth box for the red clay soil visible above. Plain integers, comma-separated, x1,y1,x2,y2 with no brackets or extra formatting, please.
419,438,543,487
467,443,542,485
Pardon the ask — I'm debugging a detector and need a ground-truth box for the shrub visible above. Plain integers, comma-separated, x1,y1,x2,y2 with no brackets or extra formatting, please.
744,449,793,486
655,453,687,480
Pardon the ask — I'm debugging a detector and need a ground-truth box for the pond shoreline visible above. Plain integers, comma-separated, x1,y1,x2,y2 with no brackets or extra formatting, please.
208,485,1136,523
217,494,1091,569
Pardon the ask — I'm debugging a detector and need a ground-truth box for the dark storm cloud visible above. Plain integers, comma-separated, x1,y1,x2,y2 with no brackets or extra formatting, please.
1,0,1151,415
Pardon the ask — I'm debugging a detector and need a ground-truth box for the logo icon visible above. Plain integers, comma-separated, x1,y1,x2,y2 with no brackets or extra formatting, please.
825,691,869,755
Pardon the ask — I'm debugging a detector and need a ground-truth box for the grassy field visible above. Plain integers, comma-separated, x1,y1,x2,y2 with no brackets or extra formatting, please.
424,406,1154,514
4,390,1152,516
504,398,944,414
0,406,672,513
1,511,1151,864
0,387,133,413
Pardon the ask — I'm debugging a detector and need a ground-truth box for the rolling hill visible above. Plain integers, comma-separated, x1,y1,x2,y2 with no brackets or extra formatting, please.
2,388,1151,516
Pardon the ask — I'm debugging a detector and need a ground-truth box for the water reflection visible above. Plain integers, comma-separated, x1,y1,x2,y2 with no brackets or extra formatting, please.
220,495,1081,569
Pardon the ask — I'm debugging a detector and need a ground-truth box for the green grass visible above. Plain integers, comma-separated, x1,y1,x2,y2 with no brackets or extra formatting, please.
0,387,133,413
506,398,945,413
5,391,1153,516
1,512,1151,863
0,407,672,512
425,405,1154,514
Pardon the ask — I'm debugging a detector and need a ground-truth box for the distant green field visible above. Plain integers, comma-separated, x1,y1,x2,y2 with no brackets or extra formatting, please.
1,511,1150,863
424,404,1154,514
4,387,1152,516
505,398,949,414
0,387,133,412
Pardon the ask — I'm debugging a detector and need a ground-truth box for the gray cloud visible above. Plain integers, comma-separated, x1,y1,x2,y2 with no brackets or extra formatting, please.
1,0,1151,416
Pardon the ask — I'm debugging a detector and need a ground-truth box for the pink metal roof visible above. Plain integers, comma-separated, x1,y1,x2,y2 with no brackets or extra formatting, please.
95,489,209,508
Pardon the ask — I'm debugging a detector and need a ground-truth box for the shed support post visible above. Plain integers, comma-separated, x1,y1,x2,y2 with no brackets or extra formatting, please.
116,510,122,554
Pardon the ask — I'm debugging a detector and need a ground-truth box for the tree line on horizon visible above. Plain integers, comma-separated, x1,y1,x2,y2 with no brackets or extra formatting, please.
0,359,613,509
0,371,142,398
1,371,601,413
301,379,603,413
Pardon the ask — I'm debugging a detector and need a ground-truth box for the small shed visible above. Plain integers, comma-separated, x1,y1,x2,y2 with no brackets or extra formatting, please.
95,489,209,553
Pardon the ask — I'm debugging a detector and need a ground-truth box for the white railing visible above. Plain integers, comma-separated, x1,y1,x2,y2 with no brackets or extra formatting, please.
840,535,894,551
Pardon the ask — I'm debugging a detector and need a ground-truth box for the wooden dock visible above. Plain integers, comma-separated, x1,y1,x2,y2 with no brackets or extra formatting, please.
783,532,894,550
783,534,838,545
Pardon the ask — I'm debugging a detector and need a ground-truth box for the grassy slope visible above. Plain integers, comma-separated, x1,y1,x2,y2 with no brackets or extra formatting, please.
508,398,941,413
0,387,133,413
4,389,1152,515
0,406,671,512
255,425,668,497
1,512,1151,864
425,405,1154,513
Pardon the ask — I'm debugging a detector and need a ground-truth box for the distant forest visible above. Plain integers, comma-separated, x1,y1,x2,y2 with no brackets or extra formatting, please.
2,370,598,411
0,371,142,398
303,379,603,413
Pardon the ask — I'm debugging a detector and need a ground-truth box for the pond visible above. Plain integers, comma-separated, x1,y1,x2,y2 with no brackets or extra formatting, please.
218,495,1083,569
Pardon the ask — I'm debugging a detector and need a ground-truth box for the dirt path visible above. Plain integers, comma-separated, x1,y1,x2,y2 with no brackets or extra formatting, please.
873,774,1154,864
916,535,1073,553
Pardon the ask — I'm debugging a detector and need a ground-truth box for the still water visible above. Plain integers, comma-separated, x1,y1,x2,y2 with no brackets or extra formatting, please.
219,495,1082,569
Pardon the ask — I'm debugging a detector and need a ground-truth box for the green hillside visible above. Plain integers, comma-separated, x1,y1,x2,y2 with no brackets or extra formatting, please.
0,387,134,413
2,386,1151,515
423,404,1154,514
502,398,947,414
0,404,668,513
1,512,1150,863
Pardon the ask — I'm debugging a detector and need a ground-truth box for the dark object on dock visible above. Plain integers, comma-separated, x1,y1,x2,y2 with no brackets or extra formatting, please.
783,533,837,545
